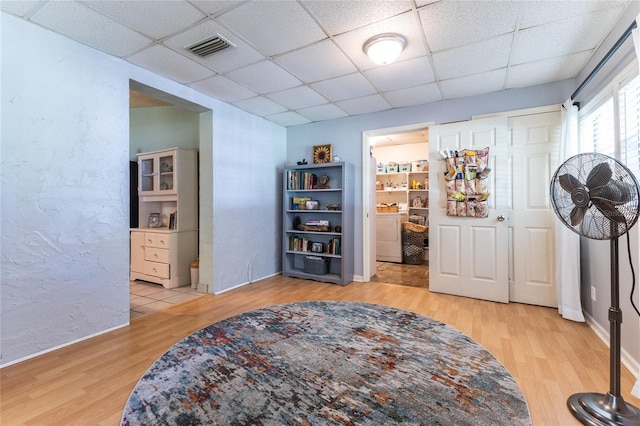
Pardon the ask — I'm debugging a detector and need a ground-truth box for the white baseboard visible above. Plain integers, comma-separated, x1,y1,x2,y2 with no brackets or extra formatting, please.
213,272,280,295
584,312,640,378
0,322,129,369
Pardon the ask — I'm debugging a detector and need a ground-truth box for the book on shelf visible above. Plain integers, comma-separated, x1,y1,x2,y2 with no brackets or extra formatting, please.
287,171,318,190
326,237,341,255
291,196,312,210
289,236,311,252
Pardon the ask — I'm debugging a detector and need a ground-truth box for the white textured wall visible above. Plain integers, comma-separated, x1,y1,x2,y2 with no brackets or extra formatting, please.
1,12,286,365
210,108,286,293
1,13,130,364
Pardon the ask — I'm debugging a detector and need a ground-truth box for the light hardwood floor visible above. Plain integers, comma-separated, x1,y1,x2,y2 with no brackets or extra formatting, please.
2,275,638,425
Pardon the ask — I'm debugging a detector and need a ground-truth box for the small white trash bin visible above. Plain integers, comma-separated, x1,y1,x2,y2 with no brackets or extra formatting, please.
190,257,199,289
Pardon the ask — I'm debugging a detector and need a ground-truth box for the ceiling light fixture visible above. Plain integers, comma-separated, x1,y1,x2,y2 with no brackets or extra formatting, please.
363,33,407,65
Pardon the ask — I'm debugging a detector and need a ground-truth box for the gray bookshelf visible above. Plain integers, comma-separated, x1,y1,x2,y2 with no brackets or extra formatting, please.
282,162,353,285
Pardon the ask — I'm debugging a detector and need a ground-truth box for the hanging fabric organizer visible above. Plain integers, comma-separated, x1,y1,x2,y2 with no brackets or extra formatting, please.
439,147,491,217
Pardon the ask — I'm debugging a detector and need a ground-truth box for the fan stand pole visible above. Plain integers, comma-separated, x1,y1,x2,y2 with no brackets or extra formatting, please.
567,237,640,425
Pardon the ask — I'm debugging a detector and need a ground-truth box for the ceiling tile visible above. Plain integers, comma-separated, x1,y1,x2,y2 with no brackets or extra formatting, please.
302,0,412,35
163,20,265,74
383,83,442,108
233,96,288,117
440,69,506,100
519,1,628,29
506,51,592,89
274,40,357,83
296,104,349,122
127,45,215,84
190,1,245,17
311,73,377,102
224,61,301,94
265,86,328,110
432,33,512,80
189,75,256,103
334,11,427,71
365,56,435,92
336,94,392,115
419,1,518,52
0,0,41,17
29,1,151,57
265,111,312,127
83,1,205,40
511,8,625,65
216,1,327,56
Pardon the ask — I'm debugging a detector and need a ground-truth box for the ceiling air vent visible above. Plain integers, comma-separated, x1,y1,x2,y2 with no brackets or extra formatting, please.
185,34,235,58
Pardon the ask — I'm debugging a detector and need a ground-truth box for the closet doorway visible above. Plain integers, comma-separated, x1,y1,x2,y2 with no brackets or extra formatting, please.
364,125,430,288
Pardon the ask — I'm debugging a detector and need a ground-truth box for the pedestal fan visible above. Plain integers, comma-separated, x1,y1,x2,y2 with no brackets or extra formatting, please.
550,152,640,425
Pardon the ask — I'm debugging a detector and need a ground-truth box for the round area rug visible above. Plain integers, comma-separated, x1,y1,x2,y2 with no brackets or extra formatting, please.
121,301,530,425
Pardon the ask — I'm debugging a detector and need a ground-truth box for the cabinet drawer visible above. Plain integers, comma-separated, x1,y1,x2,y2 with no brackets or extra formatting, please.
145,247,169,264
144,233,171,249
144,233,158,247
156,235,170,249
144,261,170,279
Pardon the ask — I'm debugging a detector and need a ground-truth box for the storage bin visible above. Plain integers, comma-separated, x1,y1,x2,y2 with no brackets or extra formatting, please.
386,162,399,173
403,231,424,265
304,256,329,275
399,163,411,172
377,163,386,174
412,160,429,172
377,204,399,213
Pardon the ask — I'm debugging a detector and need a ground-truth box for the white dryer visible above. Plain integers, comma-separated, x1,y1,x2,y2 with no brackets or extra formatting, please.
376,211,408,263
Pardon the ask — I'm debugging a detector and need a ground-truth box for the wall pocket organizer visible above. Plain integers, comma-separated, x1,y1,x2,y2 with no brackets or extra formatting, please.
439,147,491,217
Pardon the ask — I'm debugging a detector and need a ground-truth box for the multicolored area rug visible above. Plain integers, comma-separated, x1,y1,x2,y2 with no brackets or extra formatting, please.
122,301,530,425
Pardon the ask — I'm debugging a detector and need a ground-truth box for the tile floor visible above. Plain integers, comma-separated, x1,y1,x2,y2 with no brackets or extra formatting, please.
371,260,429,288
130,280,203,320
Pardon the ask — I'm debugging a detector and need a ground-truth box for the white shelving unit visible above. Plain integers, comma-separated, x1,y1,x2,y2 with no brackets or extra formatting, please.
377,170,429,259
282,162,353,285
130,147,198,289
376,171,429,217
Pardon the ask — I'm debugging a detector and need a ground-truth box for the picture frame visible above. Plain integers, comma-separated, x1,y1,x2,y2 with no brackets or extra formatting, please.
305,200,319,210
312,144,332,164
311,242,324,253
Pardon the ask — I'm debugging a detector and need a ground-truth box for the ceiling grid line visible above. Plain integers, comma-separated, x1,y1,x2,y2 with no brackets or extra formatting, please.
3,0,631,127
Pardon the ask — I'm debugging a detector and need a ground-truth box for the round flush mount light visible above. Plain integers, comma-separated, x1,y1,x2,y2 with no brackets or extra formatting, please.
363,33,407,65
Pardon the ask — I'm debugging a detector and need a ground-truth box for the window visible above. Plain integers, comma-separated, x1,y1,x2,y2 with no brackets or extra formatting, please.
579,62,640,179
581,97,615,157
620,73,640,178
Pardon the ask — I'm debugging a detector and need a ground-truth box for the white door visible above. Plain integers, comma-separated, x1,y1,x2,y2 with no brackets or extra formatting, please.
429,117,509,303
369,157,377,280
508,111,560,307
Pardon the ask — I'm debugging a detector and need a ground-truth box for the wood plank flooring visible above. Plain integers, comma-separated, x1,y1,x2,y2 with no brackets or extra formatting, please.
2,275,638,425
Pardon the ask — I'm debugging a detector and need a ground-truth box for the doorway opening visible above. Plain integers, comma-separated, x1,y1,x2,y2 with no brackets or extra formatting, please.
128,81,211,318
362,123,432,287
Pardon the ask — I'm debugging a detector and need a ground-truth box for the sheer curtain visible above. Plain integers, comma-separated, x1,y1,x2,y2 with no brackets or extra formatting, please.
555,99,585,322
631,13,640,400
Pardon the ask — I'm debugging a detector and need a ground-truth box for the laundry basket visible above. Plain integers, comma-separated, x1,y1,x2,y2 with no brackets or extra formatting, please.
402,231,424,265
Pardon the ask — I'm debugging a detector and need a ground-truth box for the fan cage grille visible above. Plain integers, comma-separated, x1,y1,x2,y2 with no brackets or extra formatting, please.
550,153,640,240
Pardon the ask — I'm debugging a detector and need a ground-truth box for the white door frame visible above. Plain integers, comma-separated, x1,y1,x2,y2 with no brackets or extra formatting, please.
361,122,432,282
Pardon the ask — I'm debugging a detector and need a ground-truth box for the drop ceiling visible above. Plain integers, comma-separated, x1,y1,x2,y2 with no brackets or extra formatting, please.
2,0,631,127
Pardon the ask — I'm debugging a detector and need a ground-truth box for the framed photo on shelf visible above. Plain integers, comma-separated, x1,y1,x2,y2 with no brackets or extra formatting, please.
305,200,319,210
312,144,332,164
311,242,324,253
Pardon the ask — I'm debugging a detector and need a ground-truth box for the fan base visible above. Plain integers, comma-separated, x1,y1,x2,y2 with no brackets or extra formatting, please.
568,392,640,425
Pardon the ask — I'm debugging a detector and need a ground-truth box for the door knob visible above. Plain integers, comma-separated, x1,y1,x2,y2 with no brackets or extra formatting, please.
497,215,506,222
